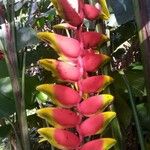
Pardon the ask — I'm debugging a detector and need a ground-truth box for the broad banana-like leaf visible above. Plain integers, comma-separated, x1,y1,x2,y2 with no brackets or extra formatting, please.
80,75,113,93
37,107,80,128
38,128,80,149
83,51,110,72
36,84,81,107
80,138,116,150
78,94,114,116
38,59,81,82
99,0,110,20
81,32,108,49
79,112,116,137
83,4,100,20
51,0,82,26
37,32,82,58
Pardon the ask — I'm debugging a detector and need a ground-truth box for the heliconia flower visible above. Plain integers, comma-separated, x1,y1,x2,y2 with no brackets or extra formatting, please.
38,59,81,82
79,138,116,150
81,32,108,49
82,51,110,72
36,84,81,107
83,4,100,20
50,0,82,27
78,94,114,116
37,32,81,58
98,0,110,20
80,75,113,93
37,107,80,128
53,23,77,30
38,128,80,149
79,112,116,137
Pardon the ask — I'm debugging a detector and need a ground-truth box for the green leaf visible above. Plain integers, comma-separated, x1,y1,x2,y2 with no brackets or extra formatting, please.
25,76,40,109
27,114,44,128
132,65,143,70
0,60,9,78
0,77,16,118
137,103,150,132
110,21,136,50
36,92,48,103
0,124,11,138
36,17,45,28
126,69,145,97
112,69,145,97
16,27,39,51
114,91,132,128
111,71,132,128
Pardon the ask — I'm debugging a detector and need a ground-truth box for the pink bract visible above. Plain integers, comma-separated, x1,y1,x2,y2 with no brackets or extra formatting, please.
55,33,82,58
36,84,81,107
53,84,81,107
51,0,82,26
78,95,104,116
54,128,80,149
57,61,81,82
80,75,113,93
81,32,108,49
79,113,104,137
83,4,100,20
80,138,116,150
53,108,80,128
80,139,103,150
83,51,110,72
37,32,82,58
37,108,80,128
78,94,114,116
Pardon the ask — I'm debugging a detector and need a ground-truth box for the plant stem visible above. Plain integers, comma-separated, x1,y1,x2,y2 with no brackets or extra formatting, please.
21,51,31,150
4,1,30,149
120,71,145,150
5,117,22,150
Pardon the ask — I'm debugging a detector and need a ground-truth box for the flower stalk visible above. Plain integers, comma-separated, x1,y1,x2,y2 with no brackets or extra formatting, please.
120,71,145,150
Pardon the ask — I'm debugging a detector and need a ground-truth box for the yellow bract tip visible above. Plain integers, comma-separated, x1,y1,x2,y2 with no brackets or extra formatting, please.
103,112,116,121
104,76,114,84
99,0,110,20
102,94,114,103
36,108,53,117
103,138,117,150
101,34,109,42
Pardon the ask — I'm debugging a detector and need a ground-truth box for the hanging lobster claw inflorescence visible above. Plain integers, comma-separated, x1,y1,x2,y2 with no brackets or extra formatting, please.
36,0,116,149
